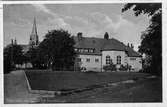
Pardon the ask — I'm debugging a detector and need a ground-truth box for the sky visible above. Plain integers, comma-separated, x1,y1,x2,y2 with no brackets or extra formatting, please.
3,4,150,51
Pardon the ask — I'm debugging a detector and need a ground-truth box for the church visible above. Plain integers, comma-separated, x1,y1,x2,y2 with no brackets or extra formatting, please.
21,18,142,72
21,18,39,53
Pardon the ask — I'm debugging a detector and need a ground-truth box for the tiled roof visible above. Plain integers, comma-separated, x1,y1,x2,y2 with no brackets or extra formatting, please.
19,36,141,57
73,36,141,57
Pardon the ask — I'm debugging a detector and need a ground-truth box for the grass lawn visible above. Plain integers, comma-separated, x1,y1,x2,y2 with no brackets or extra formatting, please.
67,77,162,103
25,70,151,91
39,77,162,103
70,77,162,103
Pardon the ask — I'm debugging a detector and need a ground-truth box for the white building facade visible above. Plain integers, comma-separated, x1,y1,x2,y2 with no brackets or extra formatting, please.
78,54,102,71
74,32,142,72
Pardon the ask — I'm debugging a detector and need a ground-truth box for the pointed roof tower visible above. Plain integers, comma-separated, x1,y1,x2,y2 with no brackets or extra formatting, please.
29,17,39,47
31,17,37,35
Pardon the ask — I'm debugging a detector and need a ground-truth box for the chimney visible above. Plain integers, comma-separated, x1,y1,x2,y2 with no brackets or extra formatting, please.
77,32,82,41
14,38,17,45
104,32,109,40
131,43,134,49
127,43,130,47
11,39,13,45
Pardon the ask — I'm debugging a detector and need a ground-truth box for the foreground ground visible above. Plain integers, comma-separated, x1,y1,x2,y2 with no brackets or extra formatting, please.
4,70,162,103
4,70,39,103
44,77,161,103
25,70,150,91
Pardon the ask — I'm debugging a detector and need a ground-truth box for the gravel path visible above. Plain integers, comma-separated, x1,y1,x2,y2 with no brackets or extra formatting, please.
4,70,40,104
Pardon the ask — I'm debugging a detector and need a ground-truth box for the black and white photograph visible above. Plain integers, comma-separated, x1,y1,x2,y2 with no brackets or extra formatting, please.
2,2,164,105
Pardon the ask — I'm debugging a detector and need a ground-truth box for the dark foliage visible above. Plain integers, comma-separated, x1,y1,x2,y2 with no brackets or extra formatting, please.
122,3,162,76
38,29,76,70
103,63,116,71
122,3,161,16
119,64,129,71
25,47,47,69
4,44,25,73
4,57,14,74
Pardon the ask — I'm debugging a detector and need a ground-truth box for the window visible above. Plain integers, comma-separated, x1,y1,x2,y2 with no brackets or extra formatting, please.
95,58,99,62
106,55,110,65
130,58,136,60
80,49,84,53
78,58,81,62
78,49,81,52
84,49,88,52
117,56,121,64
86,58,90,62
90,49,93,53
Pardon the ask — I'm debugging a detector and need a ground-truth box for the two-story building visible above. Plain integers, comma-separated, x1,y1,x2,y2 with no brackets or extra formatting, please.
73,32,142,72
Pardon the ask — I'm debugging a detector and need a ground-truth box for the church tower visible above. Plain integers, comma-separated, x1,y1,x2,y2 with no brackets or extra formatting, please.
29,17,39,47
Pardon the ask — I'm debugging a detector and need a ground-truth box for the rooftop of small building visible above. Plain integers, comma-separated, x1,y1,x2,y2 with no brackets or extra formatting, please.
73,33,141,57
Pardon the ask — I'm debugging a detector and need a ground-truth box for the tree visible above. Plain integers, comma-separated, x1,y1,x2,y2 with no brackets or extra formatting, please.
25,47,46,69
38,29,76,70
4,44,25,73
122,3,162,76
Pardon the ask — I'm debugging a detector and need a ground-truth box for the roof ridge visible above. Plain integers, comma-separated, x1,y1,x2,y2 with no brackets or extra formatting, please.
73,35,119,40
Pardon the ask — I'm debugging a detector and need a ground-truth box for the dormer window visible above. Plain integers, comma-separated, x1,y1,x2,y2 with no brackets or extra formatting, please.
76,48,94,53
130,57,136,60
84,49,88,53
88,49,94,53
90,49,93,53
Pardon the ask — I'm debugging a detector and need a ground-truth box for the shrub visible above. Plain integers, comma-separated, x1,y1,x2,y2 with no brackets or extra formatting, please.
85,70,98,73
119,64,128,71
139,69,144,73
80,67,86,72
4,58,15,74
103,63,116,71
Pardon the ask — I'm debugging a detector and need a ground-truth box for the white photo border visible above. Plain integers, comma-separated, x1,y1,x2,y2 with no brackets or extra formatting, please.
0,0,167,107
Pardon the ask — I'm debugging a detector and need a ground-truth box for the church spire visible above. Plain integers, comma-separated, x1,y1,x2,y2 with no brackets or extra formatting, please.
31,17,37,35
29,17,39,47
